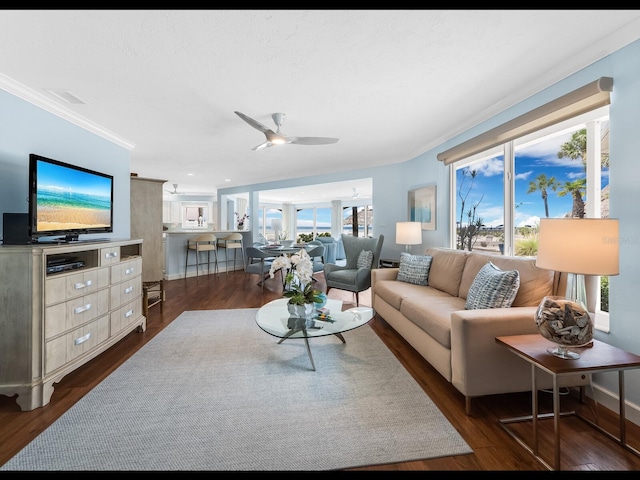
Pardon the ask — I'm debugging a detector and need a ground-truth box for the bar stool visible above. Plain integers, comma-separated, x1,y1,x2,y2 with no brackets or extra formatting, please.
185,234,219,278
217,233,245,274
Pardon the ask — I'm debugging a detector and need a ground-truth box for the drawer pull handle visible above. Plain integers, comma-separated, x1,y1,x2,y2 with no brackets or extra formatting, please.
105,252,118,259
74,332,92,345
125,309,134,318
125,268,135,275
124,286,134,294
74,280,92,290
74,303,92,314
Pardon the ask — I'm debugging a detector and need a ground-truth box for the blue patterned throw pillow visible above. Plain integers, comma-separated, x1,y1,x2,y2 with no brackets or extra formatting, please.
465,262,520,310
357,250,374,269
397,252,433,286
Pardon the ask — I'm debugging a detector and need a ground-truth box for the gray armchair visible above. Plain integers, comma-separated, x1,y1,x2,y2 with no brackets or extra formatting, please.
324,234,384,306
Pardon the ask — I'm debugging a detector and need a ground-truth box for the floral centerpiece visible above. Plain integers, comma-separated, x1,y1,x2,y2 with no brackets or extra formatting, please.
235,212,249,230
269,249,323,316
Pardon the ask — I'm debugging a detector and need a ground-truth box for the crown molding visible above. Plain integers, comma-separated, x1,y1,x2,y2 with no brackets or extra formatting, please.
0,73,135,151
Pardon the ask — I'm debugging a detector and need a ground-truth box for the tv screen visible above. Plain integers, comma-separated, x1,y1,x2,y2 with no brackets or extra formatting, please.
28,154,114,242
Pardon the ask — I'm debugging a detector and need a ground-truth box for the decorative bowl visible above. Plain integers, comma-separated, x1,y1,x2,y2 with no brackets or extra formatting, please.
535,295,592,359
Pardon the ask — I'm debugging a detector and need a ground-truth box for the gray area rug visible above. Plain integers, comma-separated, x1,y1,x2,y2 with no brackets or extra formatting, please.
2,308,472,471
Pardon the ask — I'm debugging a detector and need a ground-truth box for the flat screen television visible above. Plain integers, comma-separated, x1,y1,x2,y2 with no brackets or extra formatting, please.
28,153,114,243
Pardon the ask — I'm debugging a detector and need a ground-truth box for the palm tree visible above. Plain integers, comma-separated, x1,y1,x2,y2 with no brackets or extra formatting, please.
558,128,610,168
557,179,586,218
527,173,560,218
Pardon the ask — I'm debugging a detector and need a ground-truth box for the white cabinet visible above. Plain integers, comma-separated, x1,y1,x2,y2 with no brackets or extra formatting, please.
163,200,181,223
0,239,145,411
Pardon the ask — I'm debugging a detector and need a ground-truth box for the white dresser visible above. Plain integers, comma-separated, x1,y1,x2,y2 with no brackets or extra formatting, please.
0,238,146,410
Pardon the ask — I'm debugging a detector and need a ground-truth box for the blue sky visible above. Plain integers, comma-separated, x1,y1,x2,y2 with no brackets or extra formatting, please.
457,130,609,229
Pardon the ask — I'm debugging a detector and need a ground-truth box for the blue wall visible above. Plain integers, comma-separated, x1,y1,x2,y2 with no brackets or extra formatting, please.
0,89,131,240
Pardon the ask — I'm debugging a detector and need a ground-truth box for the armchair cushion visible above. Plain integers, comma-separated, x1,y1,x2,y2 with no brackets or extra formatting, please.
397,252,432,286
356,250,374,269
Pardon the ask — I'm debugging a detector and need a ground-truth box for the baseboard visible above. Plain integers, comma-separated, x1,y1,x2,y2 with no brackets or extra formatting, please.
588,382,640,427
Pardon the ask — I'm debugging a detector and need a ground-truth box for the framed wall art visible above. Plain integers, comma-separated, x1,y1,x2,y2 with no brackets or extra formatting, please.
409,184,436,230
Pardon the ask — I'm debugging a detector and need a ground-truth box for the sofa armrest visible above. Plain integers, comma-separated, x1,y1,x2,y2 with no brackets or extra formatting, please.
450,306,541,397
371,268,399,287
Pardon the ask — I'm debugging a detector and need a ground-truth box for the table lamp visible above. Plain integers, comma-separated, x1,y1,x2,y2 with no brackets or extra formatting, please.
396,221,422,253
535,218,619,359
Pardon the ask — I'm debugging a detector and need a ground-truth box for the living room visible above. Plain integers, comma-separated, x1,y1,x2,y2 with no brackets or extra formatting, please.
1,11,640,471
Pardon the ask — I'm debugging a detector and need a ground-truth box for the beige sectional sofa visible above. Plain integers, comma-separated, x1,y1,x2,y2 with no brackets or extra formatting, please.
371,247,588,414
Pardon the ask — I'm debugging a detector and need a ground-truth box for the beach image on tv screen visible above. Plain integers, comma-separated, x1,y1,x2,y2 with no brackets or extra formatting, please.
36,161,112,232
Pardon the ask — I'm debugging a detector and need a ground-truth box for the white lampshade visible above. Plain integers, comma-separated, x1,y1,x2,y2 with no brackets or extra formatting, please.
535,218,619,276
396,222,422,252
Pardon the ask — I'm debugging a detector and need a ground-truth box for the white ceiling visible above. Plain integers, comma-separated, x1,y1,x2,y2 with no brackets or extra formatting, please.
1,10,639,204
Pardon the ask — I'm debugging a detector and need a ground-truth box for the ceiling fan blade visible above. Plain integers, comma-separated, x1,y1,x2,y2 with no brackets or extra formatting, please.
252,142,273,151
234,111,271,134
289,136,339,146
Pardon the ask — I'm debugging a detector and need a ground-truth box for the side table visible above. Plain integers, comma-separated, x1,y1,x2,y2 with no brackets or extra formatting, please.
379,258,400,268
496,334,640,470
142,280,165,317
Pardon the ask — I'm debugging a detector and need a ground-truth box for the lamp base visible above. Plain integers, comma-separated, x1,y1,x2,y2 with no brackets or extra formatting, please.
547,345,581,360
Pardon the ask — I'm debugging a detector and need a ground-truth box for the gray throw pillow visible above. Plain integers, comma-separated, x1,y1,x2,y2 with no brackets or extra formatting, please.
397,252,432,286
357,250,374,269
465,262,520,310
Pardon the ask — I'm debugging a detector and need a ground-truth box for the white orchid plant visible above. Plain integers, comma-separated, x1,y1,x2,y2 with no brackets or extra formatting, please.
269,248,323,305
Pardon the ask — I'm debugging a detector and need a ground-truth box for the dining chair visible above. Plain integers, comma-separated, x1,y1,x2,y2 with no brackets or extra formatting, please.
244,246,274,292
217,232,245,274
185,233,219,278
305,244,326,282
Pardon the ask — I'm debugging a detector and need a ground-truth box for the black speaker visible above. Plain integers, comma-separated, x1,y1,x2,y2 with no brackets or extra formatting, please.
3,213,31,245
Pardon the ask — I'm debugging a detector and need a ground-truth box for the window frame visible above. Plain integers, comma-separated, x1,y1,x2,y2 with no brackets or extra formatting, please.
449,106,610,331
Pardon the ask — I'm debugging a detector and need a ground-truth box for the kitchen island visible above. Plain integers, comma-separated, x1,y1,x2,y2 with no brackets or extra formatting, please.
164,230,253,280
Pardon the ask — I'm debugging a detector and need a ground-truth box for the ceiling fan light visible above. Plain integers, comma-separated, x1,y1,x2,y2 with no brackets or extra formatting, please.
271,138,286,145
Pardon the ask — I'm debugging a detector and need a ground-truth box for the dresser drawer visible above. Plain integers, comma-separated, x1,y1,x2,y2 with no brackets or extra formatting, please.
110,298,142,335
110,277,142,310
45,289,110,339
45,314,110,375
45,268,103,306
110,257,142,284
100,246,121,266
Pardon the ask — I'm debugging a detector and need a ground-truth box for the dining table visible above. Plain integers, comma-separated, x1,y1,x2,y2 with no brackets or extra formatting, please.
257,244,314,288
257,243,313,256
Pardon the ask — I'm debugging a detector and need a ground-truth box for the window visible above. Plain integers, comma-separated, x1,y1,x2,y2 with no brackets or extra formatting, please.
342,204,373,237
450,106,610,330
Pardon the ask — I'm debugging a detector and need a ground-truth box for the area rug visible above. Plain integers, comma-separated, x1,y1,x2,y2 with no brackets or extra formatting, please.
1,308,472,471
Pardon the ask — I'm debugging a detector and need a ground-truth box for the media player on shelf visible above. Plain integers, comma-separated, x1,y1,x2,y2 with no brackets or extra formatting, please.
46,261,85,274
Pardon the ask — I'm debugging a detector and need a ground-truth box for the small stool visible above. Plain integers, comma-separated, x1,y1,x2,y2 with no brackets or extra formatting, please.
217,233,245,274
143,280,164,317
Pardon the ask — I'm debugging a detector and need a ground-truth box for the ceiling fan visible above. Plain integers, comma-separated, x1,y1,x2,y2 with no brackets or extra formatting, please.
165,183,181,195
351,187,371,199
234,111,339,151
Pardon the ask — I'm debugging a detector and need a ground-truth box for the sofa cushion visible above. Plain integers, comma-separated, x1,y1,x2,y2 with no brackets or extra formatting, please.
425,248,469,297
400,294,467,349
465,262,520,309
357,250,373,269
397,252,432,286
373,279,450,310
459,252,555,307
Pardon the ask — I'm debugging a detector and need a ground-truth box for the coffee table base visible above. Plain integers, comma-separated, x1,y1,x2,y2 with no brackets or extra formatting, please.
277,326,346,371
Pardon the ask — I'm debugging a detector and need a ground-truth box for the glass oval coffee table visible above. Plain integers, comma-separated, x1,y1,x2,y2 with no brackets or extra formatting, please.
255,297,374,371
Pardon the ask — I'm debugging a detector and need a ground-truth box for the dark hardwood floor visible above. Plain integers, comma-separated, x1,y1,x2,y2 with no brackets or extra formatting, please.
1,269,640,471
